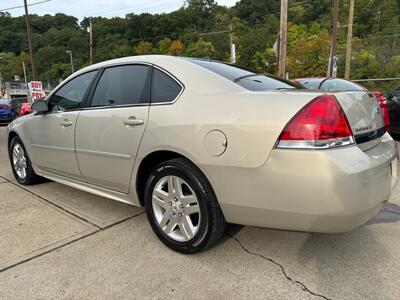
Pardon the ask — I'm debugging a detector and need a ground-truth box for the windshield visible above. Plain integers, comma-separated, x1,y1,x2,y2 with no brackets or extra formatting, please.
188,59,301,91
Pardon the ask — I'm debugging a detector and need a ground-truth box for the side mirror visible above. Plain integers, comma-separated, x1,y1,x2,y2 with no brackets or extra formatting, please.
31,100,49,113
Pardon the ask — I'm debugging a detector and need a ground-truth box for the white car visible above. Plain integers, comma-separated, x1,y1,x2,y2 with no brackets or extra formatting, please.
7,55,399,253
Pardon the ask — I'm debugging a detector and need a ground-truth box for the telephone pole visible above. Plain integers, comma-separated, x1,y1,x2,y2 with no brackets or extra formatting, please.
229,24,235,64
328,0,340,78
23,0,36,80
344,0,354,79
88,18,93,65
278,0,288,78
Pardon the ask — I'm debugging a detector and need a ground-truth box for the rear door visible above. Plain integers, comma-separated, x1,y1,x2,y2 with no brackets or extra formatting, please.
75,64,151,193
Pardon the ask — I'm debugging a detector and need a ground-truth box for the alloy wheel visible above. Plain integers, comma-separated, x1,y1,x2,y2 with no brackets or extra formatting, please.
12,143,27,180
152,175,201,242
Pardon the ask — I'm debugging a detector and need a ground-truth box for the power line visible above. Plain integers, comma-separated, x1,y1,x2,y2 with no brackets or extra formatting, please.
0,0,51,12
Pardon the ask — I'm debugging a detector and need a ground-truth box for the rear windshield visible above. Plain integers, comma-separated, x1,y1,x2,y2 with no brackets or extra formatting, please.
296,79,323,89
188,59,301,91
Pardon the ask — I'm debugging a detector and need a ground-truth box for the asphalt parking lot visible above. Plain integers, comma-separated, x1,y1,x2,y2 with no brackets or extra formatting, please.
1,126,400,299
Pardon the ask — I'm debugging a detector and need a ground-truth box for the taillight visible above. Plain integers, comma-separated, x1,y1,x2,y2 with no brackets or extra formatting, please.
0,104,11,109
277,95,354,149
374,92,391,133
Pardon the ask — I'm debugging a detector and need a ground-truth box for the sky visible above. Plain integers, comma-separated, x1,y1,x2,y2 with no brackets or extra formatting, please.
0,0,239,19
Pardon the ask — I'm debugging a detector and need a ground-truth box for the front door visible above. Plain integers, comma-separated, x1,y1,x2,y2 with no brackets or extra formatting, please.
75,64,151,193
27,70,98,180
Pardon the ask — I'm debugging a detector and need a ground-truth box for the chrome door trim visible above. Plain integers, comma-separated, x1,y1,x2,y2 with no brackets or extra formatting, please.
31,144,75,152
76,148,132,159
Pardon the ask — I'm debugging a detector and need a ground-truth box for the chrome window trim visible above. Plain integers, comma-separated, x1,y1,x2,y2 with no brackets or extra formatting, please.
79,62,185,111
276,136,355,150
82,102,149,111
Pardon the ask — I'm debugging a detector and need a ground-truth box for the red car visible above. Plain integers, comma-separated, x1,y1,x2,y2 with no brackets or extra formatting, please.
294,77,391,133
18,103,33,117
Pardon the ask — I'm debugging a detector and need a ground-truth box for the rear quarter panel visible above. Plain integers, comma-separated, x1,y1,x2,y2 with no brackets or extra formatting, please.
137,89,321,169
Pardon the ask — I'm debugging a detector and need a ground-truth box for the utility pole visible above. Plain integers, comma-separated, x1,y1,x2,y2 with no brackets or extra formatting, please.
229,24,235,64
23,0,36,80
66,50,74,73
344,0,354,79
278,0,288,78
22,61,29,101
88,18,93,65
328,0,340,78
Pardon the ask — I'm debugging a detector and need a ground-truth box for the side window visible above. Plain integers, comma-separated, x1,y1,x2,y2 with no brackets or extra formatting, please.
91,65,151,107
151,68,182,103
50,71,97,112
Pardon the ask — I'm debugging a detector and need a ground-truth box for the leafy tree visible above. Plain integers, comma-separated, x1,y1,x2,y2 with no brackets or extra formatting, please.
169,40,184,56
158,38,173,54
251,48,278,73
287,23,330,77
184,38,215,57
134,41,154,55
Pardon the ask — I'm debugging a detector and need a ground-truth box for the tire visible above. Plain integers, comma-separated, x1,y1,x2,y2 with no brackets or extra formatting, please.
9,136,44,185
144,158,226,254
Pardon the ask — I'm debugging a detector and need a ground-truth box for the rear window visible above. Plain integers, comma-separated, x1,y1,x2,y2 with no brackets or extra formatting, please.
296,79,323,89
189,59,300,91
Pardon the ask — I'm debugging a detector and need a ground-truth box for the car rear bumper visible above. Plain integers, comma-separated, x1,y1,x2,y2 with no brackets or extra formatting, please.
203,133,399,233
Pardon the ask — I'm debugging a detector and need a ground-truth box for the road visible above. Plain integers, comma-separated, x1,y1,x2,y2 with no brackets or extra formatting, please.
1,125,400,299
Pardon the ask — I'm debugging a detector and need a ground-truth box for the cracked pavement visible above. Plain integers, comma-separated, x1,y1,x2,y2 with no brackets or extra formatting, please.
1,126,400,299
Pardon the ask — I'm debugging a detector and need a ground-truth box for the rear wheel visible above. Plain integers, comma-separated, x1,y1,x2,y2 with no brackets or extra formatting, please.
9,136,44,185
144,158,226,253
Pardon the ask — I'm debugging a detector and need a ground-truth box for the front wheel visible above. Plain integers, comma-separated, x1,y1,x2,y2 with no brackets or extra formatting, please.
144,158,226,253
9,136,44,185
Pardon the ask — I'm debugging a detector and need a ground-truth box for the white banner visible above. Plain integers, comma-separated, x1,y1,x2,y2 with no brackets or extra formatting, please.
28,81,45,101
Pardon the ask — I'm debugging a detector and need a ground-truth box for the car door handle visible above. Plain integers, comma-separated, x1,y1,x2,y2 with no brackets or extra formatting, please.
123,117,144,126
60,119,73,127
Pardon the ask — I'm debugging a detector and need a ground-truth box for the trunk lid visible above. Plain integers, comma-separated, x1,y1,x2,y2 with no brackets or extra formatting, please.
334,91,385,150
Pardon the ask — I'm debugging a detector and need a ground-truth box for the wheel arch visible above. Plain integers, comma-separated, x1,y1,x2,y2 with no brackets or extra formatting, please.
135,150,201,207
7,130,19,151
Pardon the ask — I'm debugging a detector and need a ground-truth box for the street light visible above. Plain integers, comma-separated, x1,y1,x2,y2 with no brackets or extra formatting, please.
66,50,74,73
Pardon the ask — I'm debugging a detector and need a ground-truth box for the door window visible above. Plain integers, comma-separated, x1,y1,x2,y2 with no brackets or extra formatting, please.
151,68,182,103
91,65,151,107
49,71,97,112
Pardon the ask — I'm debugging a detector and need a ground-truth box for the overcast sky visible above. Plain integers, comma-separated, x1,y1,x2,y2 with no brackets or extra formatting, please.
1,0,238,19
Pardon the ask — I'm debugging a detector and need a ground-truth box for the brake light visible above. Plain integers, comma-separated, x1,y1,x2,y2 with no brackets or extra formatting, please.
0,104,11,109
277,95,354,149
374,92,391,133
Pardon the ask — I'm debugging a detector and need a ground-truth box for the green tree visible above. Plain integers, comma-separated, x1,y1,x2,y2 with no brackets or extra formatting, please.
184,38,215,58
133,41,154,55
287,23,330,77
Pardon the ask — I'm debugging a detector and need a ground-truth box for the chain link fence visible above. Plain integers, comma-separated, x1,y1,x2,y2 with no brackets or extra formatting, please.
352,78,400,95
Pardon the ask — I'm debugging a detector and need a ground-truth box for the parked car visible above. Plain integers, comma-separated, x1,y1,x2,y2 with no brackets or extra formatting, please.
0,98,17,124
294,77,391,133
7,56,399,253
387,85,400,135
18,103,33,117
